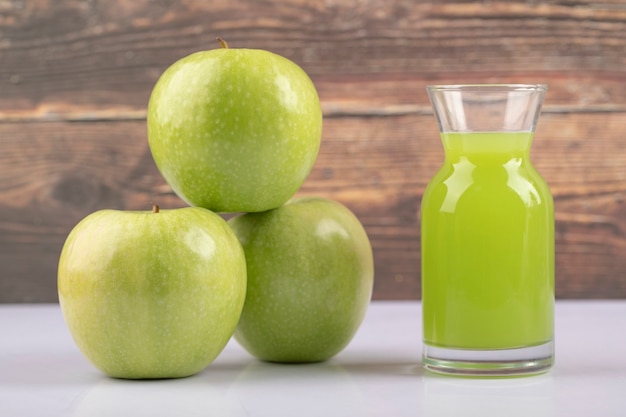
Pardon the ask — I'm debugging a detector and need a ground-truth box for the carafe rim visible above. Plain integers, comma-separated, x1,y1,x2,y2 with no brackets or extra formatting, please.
426,84,547,92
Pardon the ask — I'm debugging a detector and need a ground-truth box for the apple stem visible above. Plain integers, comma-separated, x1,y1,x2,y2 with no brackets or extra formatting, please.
153,204,160,214
216,37,228,49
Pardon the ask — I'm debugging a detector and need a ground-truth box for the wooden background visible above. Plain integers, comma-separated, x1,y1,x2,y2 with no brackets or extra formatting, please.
1,0,625,302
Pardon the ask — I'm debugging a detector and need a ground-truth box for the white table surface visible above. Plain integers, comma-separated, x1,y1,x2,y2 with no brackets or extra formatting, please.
1,301,625,417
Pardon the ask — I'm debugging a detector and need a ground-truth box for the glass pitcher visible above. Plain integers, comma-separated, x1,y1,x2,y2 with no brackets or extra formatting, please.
422,84,554,376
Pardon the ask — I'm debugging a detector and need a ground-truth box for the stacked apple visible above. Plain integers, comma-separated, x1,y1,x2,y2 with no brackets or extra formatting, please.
58,40,374,379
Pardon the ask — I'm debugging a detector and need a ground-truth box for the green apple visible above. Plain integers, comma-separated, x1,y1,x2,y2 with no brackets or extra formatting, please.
228,196,374,363
147,40,323,213
57,206,247,379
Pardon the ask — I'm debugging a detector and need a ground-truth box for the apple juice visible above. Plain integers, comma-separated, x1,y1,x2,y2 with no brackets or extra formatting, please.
421,132,554,350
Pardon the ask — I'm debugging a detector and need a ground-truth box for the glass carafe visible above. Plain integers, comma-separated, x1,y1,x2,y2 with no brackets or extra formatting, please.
422,84,554,376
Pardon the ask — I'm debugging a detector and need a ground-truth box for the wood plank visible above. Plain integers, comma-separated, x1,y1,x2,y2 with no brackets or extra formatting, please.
2,1,626,119
0,120,177,302
1,110,625,301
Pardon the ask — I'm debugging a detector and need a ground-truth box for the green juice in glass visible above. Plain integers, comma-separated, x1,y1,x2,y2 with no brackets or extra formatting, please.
421,131,554,351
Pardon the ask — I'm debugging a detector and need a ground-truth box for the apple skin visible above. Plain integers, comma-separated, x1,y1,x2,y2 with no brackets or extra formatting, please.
57,206,247,379
227,197,374,363
147,46,322,213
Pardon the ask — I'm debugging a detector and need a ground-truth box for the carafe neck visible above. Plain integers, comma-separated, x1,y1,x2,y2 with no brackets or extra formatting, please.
442,132,533,164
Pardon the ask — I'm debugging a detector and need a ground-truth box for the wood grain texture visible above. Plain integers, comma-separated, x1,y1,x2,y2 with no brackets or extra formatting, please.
1,0,625,301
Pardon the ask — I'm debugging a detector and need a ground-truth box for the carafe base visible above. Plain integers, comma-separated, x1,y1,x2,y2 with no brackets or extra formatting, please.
423,341,553,377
